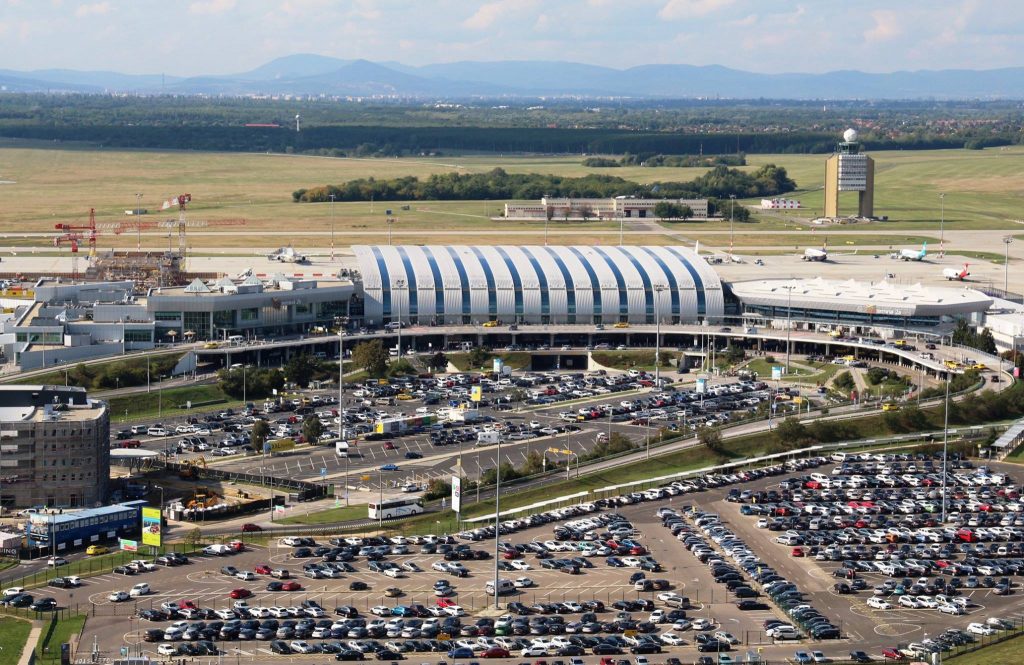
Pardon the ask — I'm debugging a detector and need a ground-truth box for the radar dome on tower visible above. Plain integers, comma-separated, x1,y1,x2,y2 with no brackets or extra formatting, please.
843,128,858,143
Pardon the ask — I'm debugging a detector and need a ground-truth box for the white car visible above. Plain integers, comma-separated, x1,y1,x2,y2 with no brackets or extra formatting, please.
811,651,828,663
129,583,150,597
657,592,683,603
514,577,534,588
46,557,68,567
867,597,892,610
671,619,692,631
383,568,403,578
444,605,465,617
967,623,995,636
236,571,256,581
938,604,962,615
509,561,532,571
157,644,177,656
2,587,25,598
371,606,391,617
690,618,714,631
108,591,130,602
897,595,920,609
290,640,317,654
64,576,82,587
660,632,685,646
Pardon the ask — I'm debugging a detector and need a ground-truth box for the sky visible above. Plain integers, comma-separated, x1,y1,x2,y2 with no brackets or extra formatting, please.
1,0,1022,75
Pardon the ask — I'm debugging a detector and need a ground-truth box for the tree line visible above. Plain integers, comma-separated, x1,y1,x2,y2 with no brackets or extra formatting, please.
584,154,747,168
292,164,796,204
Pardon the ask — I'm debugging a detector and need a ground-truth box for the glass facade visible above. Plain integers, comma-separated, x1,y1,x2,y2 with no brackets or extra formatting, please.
183,311,210,339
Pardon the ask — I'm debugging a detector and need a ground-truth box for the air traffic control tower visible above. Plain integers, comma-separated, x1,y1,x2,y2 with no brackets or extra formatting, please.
823,128,874,218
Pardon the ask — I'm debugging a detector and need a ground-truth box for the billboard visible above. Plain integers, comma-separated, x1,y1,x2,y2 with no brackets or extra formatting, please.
470,386,482,402
141,507,162,547
451,475,462,513
771,366,783,380
493,358,504,374
695,377,707,394
119,538,138,552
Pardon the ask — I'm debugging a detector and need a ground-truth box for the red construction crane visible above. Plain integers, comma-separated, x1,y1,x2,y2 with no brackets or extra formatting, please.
53,231,84,280
54,208,98,260
95,219,160,251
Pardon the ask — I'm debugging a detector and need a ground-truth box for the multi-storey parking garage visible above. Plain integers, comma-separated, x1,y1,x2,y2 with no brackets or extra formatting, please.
353,245,725,327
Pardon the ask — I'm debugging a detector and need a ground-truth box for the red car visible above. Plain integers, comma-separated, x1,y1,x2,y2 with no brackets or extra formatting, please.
229,588,252,599
254,564,272,575
502,551,520,560
228,540,245,552
178,599,198,610
881,648,906,660
436,598,458,608
629,545,646,555
241,523,262,533
791,547,805,557
482,648,510,658
281,581,302,591
383,442,396,450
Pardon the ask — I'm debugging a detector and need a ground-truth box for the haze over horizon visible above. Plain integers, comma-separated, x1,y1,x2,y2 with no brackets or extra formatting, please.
1,0,1022,76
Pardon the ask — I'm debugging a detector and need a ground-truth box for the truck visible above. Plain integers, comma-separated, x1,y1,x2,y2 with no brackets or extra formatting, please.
476,430,501,446
374,414,437,435
335,441,351,457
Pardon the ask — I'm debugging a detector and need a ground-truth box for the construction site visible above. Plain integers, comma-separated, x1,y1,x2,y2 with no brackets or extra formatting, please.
47,194,245,290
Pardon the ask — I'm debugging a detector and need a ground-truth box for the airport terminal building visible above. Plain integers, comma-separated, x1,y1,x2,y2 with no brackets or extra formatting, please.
0,245,1008,369
353,245,725,327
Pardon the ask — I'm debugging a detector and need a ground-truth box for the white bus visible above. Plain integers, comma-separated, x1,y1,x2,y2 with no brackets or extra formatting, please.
368,497,424,520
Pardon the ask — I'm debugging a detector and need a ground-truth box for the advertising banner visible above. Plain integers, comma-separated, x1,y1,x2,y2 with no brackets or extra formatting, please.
141,507,162,547
695,377,707,394
771,366,783,380
470,386,482,402
119,538,138,552
451,475,462,513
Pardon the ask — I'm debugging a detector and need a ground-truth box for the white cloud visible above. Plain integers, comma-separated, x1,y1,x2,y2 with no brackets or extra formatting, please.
864,9,904,43
730,13,758,27
462,0,531,30
188,0,236,16
658,0,736,20
75,2,109,17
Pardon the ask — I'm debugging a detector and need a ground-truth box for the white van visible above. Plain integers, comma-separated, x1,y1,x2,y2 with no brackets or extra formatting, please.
485,579,516,596
476,431,501,446
147,427,169,437
335,441,350,458
129,582,150,597
227,335,244,346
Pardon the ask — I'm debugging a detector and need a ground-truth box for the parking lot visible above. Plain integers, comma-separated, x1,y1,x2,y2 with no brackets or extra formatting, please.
9,449,1024,664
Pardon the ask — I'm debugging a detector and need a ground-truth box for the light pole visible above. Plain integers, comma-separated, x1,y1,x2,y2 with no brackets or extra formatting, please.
939,193,945,258
386,215,395,246
941,374,951,523
493,437,502,610
654,284,665,389
395,279,406,358
786,279,793,374
339,329,348,506
1003,236,1014,294
729,194,736,258
619,216,624,246
329,194,336,262
378,468,384,530
152,484,165,559
135,193,143,251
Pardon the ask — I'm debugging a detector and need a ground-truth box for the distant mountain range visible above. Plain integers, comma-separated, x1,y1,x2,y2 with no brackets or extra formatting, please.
3,55,1024,99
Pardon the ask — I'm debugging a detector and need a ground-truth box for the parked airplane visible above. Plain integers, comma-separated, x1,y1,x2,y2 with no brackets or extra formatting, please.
896,242,927,261
267,246,309,264
942,264,970,281
802,243,828,261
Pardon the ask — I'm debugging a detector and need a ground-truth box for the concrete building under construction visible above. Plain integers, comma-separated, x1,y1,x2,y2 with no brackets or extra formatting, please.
87,251,188,289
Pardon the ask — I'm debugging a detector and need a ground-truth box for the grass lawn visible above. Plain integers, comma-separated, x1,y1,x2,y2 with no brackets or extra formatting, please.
36,614,87,665
7,351,184,389
0,558,17,573
448,352,532,372
107,383,239,423
1,144,1022,251
783,363,841,385
745,358,814,378
946,633,1024,663
276,503,368,525
0,616,31,663
591,350,667,371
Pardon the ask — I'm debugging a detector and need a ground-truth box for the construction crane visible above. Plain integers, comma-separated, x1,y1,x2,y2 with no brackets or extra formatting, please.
95,219,160,251
53,231,84,280
160,194,246,265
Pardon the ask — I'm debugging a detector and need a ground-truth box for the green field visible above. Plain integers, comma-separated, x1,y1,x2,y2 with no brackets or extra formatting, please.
1,142,1022,250
35,614,86,665
276,503,367,525
107,383,236,422
0,616,32,664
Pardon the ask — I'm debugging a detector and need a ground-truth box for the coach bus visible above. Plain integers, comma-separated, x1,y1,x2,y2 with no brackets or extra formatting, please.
368,497,424,520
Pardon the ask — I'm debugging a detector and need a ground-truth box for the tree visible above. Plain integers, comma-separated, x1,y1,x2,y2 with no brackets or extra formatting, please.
184,527,204,549
833,371,856,392
423,478,452,501
521,450,546,475
283,354,319,388
252,420,271,452
428,352,449,372
723,345,746,363
654,201,684,220
467,346,493,370
352,339,390,378
302,415,324,444
699,426,724,454
774,417,812,448
679,204,694,220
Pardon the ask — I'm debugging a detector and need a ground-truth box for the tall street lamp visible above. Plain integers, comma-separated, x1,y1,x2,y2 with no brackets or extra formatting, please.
493,437,503,610
939,193,945,258
395,279,406,357
729,194,736,258
1003,236,1014,294
654,285,666,389
329,194,336,262
339,329,349,506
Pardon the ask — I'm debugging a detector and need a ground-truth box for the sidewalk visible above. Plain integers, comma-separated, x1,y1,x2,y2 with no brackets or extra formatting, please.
17,620,43,665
